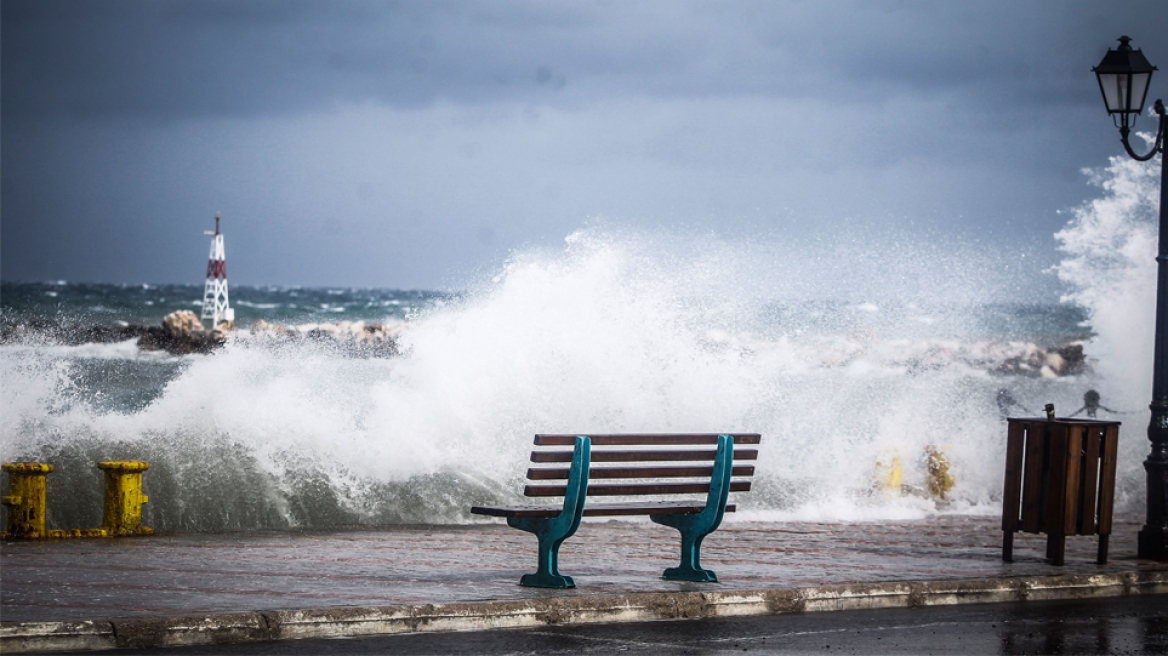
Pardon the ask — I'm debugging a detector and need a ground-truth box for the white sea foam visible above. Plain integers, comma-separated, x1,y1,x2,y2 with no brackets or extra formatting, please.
1054,148,1162,502
1,167,1160,529
1055,150,1161,401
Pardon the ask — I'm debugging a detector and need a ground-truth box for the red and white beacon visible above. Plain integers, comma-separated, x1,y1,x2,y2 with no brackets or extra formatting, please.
201,212,234,329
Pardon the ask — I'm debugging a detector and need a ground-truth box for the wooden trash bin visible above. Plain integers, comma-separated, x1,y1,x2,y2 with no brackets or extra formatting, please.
1002,417,1120,565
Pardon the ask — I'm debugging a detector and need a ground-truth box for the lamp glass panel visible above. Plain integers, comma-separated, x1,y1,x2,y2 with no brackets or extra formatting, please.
1099,72,1124,112
1130,72,1152,113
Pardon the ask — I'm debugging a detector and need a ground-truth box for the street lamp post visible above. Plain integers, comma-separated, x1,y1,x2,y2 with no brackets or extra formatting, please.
1093,36,1168,561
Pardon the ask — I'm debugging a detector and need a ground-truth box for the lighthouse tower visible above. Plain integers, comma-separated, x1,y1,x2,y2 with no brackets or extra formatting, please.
200,212,234,329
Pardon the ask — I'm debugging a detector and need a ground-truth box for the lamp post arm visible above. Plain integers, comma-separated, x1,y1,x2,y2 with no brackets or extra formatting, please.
1120,100,1167,162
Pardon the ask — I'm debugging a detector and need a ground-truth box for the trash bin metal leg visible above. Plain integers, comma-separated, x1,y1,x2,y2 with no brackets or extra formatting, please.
1047,533,1066,566
1097,534,1110,565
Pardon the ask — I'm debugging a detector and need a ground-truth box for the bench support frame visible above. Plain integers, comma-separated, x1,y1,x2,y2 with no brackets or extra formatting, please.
651,434,733,582
507,436,591,588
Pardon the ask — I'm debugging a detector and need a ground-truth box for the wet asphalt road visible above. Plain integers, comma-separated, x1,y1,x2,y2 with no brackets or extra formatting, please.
58,594,1168,655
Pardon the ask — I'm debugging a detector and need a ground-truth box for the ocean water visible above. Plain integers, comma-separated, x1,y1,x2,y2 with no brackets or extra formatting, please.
0,153,1161,533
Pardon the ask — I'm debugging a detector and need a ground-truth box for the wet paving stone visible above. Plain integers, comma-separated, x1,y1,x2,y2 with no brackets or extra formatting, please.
1,515,1161,622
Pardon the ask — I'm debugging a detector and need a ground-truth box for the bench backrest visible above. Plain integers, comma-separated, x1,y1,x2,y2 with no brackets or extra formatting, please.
523,433,759,502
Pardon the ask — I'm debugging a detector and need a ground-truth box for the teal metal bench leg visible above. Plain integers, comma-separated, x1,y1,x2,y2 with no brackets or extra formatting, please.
508,518,575,588
651,434,733,582
507,436,591,588
651,512,718,581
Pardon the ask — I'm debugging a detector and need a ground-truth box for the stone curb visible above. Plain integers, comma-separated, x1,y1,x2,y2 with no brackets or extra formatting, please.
3,571,1166,654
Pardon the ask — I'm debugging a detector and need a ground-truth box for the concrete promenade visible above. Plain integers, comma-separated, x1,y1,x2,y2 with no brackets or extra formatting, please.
2,515,1167,652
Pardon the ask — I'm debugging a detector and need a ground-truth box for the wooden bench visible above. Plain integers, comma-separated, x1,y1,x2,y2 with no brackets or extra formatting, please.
471,433,760,588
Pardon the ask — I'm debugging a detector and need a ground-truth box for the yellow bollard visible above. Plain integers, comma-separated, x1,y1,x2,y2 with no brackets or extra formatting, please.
46,528,108,539
2,462,55,539
874,451,903,498
97,460,153,536
925,445,955,501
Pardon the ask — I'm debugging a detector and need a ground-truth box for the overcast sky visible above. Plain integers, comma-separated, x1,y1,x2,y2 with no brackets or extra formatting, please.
2,0,1166,291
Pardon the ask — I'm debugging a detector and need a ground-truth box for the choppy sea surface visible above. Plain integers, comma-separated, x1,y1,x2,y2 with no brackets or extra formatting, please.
0,153,1161,532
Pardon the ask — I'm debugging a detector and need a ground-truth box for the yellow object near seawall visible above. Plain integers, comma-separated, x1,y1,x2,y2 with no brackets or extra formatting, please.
1,462,54,538
97,460,153,536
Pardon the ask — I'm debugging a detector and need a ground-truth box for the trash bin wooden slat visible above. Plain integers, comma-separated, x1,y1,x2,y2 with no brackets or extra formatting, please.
1021,423,1046,534
1078,424,1102,535
1098,424,1119,543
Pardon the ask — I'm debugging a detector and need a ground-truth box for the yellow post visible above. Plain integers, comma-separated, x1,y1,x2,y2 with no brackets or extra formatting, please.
97,460,153,536
2,462,55,539
925,445,955,501
874,451,903,499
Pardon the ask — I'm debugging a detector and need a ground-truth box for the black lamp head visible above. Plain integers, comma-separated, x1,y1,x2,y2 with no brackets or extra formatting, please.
1093,36,1157,116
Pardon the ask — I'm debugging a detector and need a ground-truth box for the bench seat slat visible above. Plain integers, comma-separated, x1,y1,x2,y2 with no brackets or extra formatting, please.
584,501,737,516
525,481,752,497
535,433,761,446
527,465,756,480
471,501,738,519
532,449,758,463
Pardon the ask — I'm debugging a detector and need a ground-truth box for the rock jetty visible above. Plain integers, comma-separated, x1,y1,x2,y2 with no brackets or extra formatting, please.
243,319,399,358
809,336,1088,378
0,310,399,358
0,311,1081,373
135,310,230,355
137,311,400,357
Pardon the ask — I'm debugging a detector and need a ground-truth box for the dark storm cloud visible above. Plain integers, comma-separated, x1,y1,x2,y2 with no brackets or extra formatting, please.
3,0,1167,289
3,0,601,119
2,0,1145,122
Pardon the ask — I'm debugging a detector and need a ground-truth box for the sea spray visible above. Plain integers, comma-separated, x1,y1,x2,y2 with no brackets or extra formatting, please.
1054,147,1162,514
0,227,1129,531
1055,151,1161,400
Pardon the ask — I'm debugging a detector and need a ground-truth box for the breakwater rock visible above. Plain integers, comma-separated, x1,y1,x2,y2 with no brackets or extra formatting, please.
135,310,230,355
0,310,228,355
0,319,152,347
1,311,1081,373
137,311,401,357
0,310,399,358
792,335,1089,378
242,319,400,358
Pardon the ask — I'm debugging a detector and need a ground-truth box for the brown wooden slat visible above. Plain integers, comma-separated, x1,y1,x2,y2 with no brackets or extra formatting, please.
528,450,574,464
1021,422,1045,534
531,449,758,463
582,501,737,517
534,433,761,446
471,501,739,519
1097,424,1120,535
524,481,751,497
1044,424,1068,535
470,504,562,518
1059,423,1083,535
526,465,756,480
1002,419,1026,532
588,481,752,496
1078,425,1102,535
525,467,573,480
